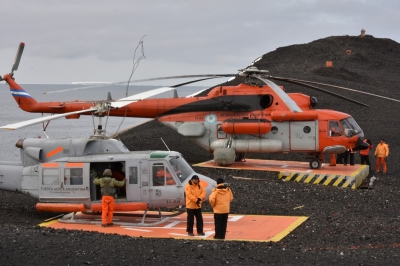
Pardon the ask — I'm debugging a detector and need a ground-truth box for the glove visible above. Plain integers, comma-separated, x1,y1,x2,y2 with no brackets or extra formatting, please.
196,198,201,207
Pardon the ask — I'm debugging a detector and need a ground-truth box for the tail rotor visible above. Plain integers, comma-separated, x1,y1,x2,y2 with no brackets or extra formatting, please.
11,42,25,73
0,42,25,81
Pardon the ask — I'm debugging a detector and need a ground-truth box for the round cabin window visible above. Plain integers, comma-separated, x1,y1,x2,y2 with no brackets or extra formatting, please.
260,95,273,109
303,126,311,133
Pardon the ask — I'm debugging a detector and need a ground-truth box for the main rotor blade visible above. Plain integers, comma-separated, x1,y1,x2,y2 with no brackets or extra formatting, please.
270,77,370,107
43,82,125,94
0,108,97,130
110,87,176,108
109,78,216,108
43,76,223,95
170,77,219,87
185,87,210,98
275,77,400,104
130,74,236,83
11,42,25,73
256,76,303,112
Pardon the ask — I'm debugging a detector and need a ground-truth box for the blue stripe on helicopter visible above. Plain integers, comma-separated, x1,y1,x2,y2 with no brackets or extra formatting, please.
10,89,32,98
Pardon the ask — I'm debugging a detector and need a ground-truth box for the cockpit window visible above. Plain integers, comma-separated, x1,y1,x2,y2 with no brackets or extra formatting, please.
340,117,363,138
169,155,194,182
328,121,342,137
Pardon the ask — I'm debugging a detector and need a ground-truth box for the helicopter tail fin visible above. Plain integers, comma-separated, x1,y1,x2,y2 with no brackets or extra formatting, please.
3,74,38,112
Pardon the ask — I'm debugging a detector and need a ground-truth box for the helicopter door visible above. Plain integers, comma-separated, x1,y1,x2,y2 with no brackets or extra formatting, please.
39,163,63,202
149,162,181,208
290,121,317,150
61,163,90,201
125,161,142,202
39,162,90,202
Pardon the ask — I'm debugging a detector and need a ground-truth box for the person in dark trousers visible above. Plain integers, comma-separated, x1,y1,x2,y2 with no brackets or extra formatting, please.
336,153,344,164
93,169,126,227
360,138,373,168
341,149,355,165
185,175,206,236
209,178,234,240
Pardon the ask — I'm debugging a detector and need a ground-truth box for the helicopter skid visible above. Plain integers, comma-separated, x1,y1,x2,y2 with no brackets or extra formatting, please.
57,209,185,227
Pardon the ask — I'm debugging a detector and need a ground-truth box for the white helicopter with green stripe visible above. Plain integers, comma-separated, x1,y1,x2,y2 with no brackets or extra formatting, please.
0,108,216,224
0,43,216,224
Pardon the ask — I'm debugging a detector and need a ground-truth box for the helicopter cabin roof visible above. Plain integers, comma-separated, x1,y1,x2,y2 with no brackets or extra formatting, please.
316,109,352,120
63,150,181,163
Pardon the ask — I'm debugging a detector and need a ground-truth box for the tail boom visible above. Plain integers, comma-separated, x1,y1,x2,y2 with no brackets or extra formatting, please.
4,74,38,112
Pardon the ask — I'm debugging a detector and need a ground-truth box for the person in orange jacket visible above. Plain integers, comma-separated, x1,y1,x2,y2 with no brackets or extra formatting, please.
209,178,234,240
93,169,126,227
185,175,206,236
374,139,389,174
360,138,373,167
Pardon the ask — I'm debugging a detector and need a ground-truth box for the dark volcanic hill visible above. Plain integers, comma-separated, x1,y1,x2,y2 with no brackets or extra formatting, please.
2,35,400,265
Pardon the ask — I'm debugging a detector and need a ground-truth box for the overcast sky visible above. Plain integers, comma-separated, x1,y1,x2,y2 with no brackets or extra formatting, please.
1,0,399,86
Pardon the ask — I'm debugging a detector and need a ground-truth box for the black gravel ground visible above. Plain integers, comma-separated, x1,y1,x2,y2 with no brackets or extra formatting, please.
1,35,400,265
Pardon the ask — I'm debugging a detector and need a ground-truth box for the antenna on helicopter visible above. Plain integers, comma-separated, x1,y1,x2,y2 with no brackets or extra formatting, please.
160,138,170,153
113,36,147,136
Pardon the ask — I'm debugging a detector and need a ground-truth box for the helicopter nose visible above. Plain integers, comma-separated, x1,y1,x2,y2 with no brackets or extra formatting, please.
198,174,217,199
353,137,369,151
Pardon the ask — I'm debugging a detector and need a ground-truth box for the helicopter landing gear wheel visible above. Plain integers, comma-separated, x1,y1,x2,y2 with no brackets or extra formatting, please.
309,159,322,169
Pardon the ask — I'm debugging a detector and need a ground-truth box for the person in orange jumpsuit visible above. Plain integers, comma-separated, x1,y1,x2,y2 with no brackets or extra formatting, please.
360,138,373,168
93,169,126,227
209,178,234,240
329,126,341,166
374,139,389,174
185,175,206,236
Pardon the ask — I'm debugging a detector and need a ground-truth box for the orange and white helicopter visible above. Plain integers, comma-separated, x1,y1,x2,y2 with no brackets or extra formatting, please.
4,42,397,169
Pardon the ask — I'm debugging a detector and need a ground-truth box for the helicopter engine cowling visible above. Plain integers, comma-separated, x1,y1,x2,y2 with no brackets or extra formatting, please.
25,147,43,161
221,119,271,135
210,139,283,153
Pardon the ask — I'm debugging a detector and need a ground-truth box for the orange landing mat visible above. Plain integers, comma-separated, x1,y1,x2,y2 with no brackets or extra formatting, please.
40,212,308,242
194,159,369,189
194,159,364,173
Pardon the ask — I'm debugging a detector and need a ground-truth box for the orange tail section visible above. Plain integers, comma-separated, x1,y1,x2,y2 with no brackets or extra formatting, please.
3,73,38,112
